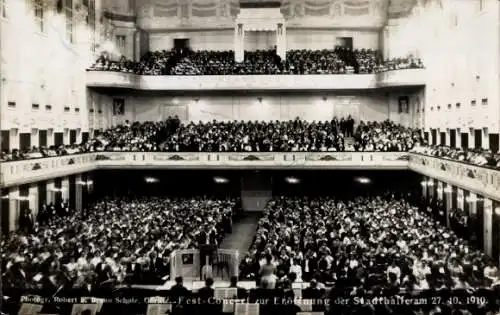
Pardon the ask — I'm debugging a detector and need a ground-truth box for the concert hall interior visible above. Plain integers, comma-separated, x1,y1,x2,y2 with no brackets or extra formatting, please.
1,0,500,314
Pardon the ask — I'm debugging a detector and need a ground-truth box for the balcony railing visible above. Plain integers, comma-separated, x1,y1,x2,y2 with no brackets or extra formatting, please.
85,69,426,91
408,153,500,201
1,153,98,188
3,151,497,201
1,152,409,187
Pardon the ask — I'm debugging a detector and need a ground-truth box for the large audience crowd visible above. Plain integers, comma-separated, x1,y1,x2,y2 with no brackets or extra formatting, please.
2,196,237,294
412,145,500,169
4,193,500,314
8,118,500,170
239,195,500,313
87,48,423,75
0,118,422,161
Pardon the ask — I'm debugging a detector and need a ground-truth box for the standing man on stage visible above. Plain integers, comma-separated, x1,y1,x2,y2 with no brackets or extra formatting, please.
198,224,218,279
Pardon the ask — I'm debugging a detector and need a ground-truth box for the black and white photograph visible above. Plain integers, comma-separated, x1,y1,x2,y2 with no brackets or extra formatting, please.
1,0,500,314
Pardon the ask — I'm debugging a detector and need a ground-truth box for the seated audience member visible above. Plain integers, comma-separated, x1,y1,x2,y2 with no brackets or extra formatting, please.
197,277,215,306
170,276,191,315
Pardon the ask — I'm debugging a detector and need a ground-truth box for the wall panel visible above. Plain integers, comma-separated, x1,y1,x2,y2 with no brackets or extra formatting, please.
90,91,422,129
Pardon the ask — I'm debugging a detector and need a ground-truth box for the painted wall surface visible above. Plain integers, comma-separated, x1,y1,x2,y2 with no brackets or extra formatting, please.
88,90,421,130
384,0,500,133
1,0,101,133
138,0,387,30
149,29,380,52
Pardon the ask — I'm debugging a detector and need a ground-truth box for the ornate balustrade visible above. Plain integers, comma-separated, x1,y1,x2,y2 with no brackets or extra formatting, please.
408,153,500,201
1,152,409,187
3,152,498,202
0,154,99,188
85,69,426,91
95,151,409,169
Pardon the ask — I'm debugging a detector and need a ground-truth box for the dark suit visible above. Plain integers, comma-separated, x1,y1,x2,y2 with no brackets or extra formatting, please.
170,283,190,302
199,231,217,277
125,262,143,283
197,286,217,315
170,284,191,315
303,287,326,311
197,286,214,303
198,231,217,246
148,258,167,284
302,257,317,281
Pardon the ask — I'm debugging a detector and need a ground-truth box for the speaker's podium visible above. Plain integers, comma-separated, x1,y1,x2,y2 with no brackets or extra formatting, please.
169,247,239,281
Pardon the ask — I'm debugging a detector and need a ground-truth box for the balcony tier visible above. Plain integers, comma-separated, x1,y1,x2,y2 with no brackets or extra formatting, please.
3,152,497,202
408,153,500,202
85,69,426,90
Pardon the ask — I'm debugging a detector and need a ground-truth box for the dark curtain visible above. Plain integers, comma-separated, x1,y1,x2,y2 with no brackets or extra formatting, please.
54,132,64,147
476,196,484,251
461,133,469,150
19,133,31,151
451,186,457,209
489,133,499,153
463,191,473,243
474,129,482,149
39,130,47,148
449,129,456,148
38,181,47,212
1,130,9,152
492,200,500,263
1,188,9,234
69,175,76,211
70,130,77,145
82,132,89,144
440,132,446,146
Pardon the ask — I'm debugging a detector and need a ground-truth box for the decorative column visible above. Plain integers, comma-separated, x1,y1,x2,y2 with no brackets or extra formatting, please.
8,187,19,232
427,178,434,201
276,23,286,60
31,128,39,149
76,128,82,144
46,180,55,204
457,188,464,211
9,128,19,150
63,128,70,145
75,175,83,214
383,26,391,60
47,129,54,147
420,177,428,202
234,23,245,63
468,129,474,149
29,184,38,219
436,181,443,200
482,129,489,150
61,177,70,201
